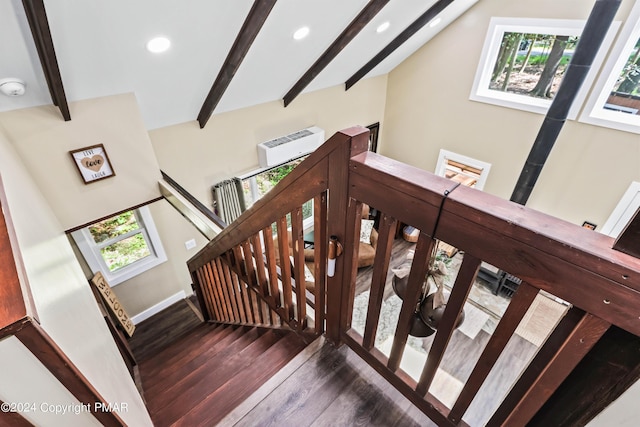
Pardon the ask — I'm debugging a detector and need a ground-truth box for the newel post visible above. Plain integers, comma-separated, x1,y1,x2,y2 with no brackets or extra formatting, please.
325,126,370,345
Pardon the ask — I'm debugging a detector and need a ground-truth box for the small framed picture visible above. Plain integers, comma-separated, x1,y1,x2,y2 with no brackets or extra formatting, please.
582,221,597,230
70,144,115,184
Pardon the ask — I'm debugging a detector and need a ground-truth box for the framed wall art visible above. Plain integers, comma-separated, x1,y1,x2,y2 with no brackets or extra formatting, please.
70,143,115,184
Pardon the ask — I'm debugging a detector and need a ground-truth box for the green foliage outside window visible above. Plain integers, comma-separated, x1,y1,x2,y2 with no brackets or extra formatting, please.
89,211,151,271
89,211,140,243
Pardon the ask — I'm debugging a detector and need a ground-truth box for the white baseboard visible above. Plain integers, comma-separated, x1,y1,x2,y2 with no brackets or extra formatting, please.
130,290,188,325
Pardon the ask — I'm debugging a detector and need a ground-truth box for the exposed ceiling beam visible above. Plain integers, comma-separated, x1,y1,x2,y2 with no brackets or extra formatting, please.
22,0,70,121
197,0,277,129
283,0,390,107
345,0,454,91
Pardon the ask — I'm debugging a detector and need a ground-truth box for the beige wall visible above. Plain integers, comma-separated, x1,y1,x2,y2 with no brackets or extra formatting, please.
0,93,210,319
149,75,388,207
0,128,152,425
381,0,640,228
0,93,162,231
0,78,387,320
110,200,208,316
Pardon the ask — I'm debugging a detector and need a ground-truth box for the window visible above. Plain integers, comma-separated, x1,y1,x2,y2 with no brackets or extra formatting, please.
601,182,640,237
435,150,492,190
71,206,167,286
581,1,640,133
239,157,313,229
470,18,618,118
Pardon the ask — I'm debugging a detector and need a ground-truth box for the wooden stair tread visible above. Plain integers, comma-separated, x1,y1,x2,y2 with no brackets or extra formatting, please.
232,337,358,425
129,299,204,361
171,331,308,426
139,323,308,427
141,324,245,390
145,326,265,415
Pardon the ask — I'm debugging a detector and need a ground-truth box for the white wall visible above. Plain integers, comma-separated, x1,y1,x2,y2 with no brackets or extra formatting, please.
0,128,152,425
0,336,101,427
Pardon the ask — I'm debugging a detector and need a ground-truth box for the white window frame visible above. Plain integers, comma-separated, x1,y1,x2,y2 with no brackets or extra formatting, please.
470,17,619,119
435,149,492,190
601,181,640,237
580,1,640,134
71,206,167,286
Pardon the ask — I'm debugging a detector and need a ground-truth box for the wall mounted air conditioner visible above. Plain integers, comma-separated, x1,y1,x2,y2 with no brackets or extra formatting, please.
257,126,324,168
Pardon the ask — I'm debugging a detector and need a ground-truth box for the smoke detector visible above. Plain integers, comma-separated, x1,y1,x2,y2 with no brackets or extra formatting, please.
0,78,26,97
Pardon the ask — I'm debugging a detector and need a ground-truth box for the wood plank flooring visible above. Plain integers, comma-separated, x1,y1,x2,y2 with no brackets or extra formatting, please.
232,340,439,427
128,297,203,362
130,234,551,426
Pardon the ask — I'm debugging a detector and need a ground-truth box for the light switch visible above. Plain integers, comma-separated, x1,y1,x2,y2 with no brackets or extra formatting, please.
185,239,197,250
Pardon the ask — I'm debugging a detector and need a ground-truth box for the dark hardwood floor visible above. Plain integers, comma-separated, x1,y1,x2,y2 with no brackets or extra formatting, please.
129,296,438,426
128,234,548,426
230,339,439,427
138,320,308,426
128,297,204,362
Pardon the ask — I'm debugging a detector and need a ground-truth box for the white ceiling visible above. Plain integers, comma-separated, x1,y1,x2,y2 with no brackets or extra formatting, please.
0,0,478,130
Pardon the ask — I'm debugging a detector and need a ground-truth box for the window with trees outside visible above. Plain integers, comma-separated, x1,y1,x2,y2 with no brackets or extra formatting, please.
581,0,640,134
470,18,618,119
71,206,167,286
240,156,313,231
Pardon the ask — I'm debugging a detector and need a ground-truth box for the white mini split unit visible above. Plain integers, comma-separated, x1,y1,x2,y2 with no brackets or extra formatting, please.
257,126,325,168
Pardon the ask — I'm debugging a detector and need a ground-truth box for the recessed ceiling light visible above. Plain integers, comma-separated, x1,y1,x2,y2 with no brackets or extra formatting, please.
429,17,442,28
293,26,310,40
146,36,171,53
376,22,390,33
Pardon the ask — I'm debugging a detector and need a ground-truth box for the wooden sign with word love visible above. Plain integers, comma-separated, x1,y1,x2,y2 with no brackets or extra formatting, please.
69,144,116,184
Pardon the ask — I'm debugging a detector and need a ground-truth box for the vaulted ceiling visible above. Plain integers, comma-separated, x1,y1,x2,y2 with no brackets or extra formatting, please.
0,0,477,130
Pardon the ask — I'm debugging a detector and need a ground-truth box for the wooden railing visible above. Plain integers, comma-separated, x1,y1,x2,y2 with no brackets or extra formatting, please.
188,126,640,426
187,128,368,337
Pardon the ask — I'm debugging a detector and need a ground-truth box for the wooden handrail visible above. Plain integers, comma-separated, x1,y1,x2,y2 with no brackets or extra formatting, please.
349,151,640,336
188,127,640,426
343,150,640,425
161,170,227,230
188,126,369,337
188,126,368,272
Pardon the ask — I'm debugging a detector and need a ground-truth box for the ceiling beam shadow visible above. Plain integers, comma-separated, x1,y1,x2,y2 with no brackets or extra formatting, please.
197,0,277,129
22,0,71,121
283,0,390,107
345,0,454,91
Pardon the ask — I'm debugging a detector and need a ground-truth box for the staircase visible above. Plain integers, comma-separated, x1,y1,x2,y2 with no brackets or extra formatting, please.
168,126,640,426
138,323,308,426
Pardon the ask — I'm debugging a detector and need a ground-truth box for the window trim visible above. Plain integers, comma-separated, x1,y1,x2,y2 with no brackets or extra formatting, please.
435,149,492,190
469,17,619,119
71,206,167,286
601,181,640,237
239,155,314,230
580,1,640,134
